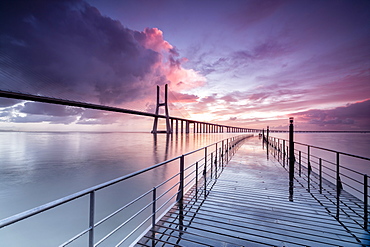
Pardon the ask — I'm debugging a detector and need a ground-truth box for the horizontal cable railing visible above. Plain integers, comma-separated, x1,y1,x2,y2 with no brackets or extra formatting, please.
0,134,251,246
264,135,369,232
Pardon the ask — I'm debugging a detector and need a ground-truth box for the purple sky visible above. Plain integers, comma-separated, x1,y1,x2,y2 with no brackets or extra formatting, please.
0,0,369,131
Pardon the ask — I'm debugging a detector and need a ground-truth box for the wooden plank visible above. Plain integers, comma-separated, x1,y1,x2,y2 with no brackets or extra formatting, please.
136,136,368,246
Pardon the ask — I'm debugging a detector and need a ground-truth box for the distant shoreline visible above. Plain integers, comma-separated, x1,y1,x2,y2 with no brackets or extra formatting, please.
269,130,370,133
0,129,369,134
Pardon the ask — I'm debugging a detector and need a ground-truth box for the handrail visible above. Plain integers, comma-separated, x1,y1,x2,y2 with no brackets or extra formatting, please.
263,134,369,232
294,141,370,161
0,155,177,228
269,137,370,162
0,134,251,246
0,136,228,228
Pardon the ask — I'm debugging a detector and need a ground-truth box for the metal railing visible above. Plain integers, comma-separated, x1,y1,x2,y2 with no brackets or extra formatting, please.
263,134,369,231
0,135,250,246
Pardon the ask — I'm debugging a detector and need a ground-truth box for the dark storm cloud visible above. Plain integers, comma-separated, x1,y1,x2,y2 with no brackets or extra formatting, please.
0,0,160,106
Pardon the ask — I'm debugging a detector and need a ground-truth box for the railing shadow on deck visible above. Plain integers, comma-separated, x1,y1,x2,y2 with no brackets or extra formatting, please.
263,134,370,241
0,134,251,247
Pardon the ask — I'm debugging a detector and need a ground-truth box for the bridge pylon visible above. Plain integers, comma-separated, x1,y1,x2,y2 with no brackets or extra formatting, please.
151,84,172,134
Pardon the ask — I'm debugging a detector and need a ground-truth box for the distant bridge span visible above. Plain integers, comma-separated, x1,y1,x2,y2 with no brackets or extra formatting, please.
0,90,259,134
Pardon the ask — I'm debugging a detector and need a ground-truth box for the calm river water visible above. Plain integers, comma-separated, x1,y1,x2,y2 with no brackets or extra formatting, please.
0,131,241,246
0,131,369,246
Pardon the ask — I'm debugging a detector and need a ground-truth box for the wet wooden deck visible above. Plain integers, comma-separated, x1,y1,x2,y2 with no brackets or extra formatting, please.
136,136,369,246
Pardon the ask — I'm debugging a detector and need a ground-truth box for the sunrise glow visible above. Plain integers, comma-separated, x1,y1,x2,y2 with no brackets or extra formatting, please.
0,0,369,131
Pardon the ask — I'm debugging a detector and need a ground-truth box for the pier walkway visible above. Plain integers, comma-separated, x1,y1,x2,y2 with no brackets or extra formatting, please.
137,136,369,246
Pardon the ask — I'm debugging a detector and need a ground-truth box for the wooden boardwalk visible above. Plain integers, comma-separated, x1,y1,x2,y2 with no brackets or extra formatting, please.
137,136,369,246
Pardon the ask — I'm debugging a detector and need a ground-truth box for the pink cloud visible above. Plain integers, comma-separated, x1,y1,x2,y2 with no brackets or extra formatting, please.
137,28,174,53
136,27,206,93
0,0,206,125
168,91,199,104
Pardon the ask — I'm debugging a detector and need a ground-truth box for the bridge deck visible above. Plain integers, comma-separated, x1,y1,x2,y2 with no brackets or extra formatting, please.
136,136,369,246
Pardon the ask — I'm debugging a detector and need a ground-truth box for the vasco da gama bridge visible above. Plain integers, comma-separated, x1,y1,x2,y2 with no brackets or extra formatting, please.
0,84,258,134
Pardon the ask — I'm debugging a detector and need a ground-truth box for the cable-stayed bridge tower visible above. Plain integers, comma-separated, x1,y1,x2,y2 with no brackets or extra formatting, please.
151,84,171,134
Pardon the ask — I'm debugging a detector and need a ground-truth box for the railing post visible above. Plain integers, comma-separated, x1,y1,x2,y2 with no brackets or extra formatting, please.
283,140,285,166
225,139,230,163
195,162,198,198
151,187,156,246
222,140,224,165
203,168,206,200
179,155,184,231
336,152,340,219
319,158,322,194
364,174,368,229
215,143,218,178
89,191,95,247
289,117,294,202
214,153,218,179
277,139,280,161
205,147,207,172
179,155,184,202
308,145,311,192
211,152,213,179
218,147,220,167
299,151,301,177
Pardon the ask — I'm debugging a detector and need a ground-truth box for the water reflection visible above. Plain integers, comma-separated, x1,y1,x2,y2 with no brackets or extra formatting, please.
0,132,238,218
0,131,242,246
152,133,170,163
